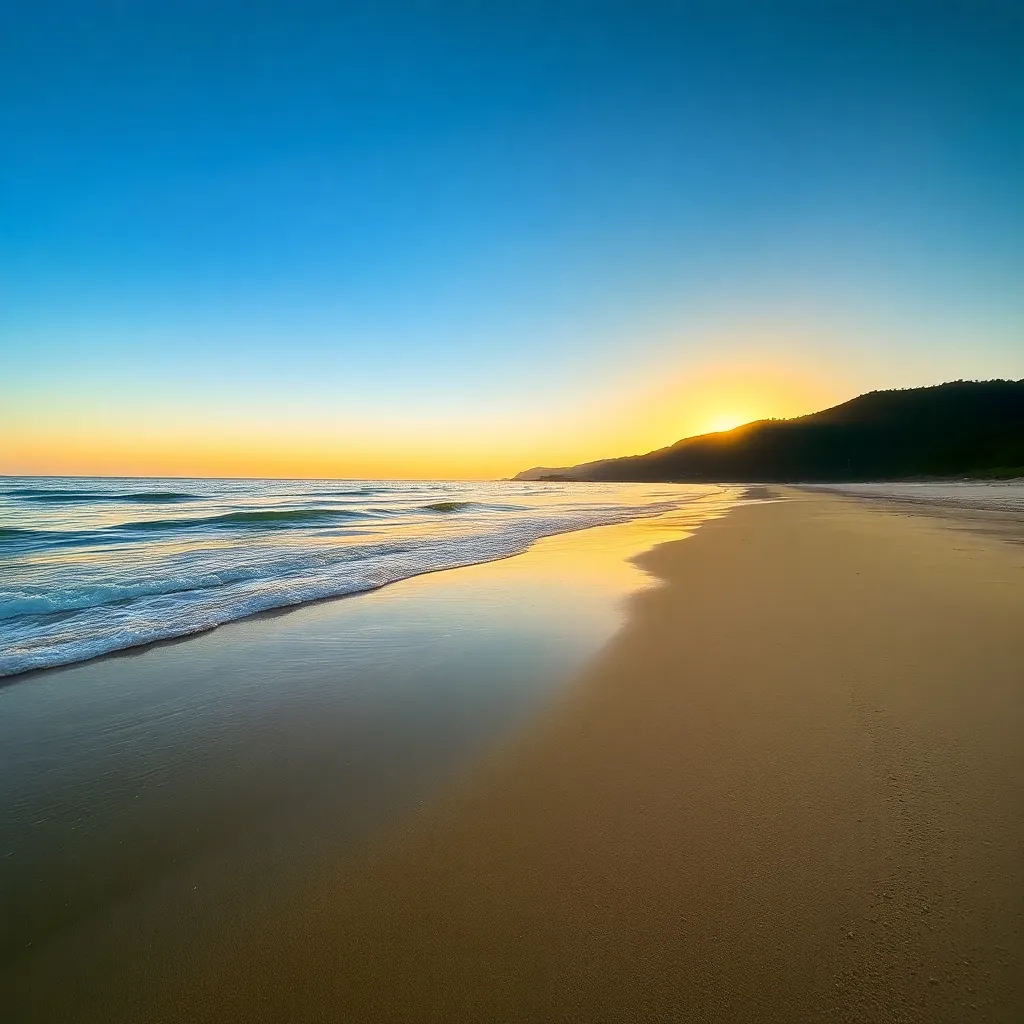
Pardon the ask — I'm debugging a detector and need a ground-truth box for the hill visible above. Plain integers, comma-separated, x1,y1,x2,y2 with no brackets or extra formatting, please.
514,380,1024,483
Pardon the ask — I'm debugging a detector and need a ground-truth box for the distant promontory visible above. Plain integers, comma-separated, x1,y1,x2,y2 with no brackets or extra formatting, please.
514,380,1024,483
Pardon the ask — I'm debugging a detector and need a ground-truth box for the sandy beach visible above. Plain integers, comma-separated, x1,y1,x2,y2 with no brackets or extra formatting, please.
4,489,1023,1022
173,488,1023,1023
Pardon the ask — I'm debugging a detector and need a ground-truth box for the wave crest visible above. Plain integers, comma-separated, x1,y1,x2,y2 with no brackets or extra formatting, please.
10,488,199,503
421,501,473,513
121,508,368,532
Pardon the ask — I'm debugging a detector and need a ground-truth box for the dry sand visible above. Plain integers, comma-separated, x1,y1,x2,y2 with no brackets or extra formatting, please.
167,489,1024,1023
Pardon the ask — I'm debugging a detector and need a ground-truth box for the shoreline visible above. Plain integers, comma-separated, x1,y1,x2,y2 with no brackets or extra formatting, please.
8,480,1017,684
0,487,740,682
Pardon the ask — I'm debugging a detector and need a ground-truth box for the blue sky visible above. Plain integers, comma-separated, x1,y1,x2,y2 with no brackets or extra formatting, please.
2,1,1022,476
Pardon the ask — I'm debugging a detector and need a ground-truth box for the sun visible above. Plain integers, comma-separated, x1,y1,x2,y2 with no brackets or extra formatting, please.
704,413,749,434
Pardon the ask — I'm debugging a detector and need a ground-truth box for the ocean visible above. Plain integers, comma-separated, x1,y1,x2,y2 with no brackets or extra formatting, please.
0,477,730,677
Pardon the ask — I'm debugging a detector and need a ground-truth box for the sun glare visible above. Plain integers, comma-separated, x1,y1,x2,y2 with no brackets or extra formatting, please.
704,414,749,434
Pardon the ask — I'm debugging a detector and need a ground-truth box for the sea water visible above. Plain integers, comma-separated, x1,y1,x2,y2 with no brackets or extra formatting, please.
0,477,727,676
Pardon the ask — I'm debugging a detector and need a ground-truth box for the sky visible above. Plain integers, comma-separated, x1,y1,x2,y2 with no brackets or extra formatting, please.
2,1,1022,479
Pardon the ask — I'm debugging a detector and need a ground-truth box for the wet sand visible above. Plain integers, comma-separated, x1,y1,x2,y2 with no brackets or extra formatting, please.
0,495,733,1021
177,489,1023,1022
5,489,1024,1021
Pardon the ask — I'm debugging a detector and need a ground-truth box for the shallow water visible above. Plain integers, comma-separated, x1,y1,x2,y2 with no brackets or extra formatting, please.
0,478,723,676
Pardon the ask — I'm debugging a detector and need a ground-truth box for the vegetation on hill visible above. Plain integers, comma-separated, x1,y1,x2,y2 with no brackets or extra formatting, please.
515,380,1024,482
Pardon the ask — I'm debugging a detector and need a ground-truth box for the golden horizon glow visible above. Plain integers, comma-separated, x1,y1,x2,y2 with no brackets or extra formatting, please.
0,389,847,479
1,343,855,479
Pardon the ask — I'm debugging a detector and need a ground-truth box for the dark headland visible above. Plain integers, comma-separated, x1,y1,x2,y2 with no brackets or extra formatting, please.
515,380,1024,483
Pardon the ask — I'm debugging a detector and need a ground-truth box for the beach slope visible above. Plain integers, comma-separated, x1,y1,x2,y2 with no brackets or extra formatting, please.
179,492,1024,1021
